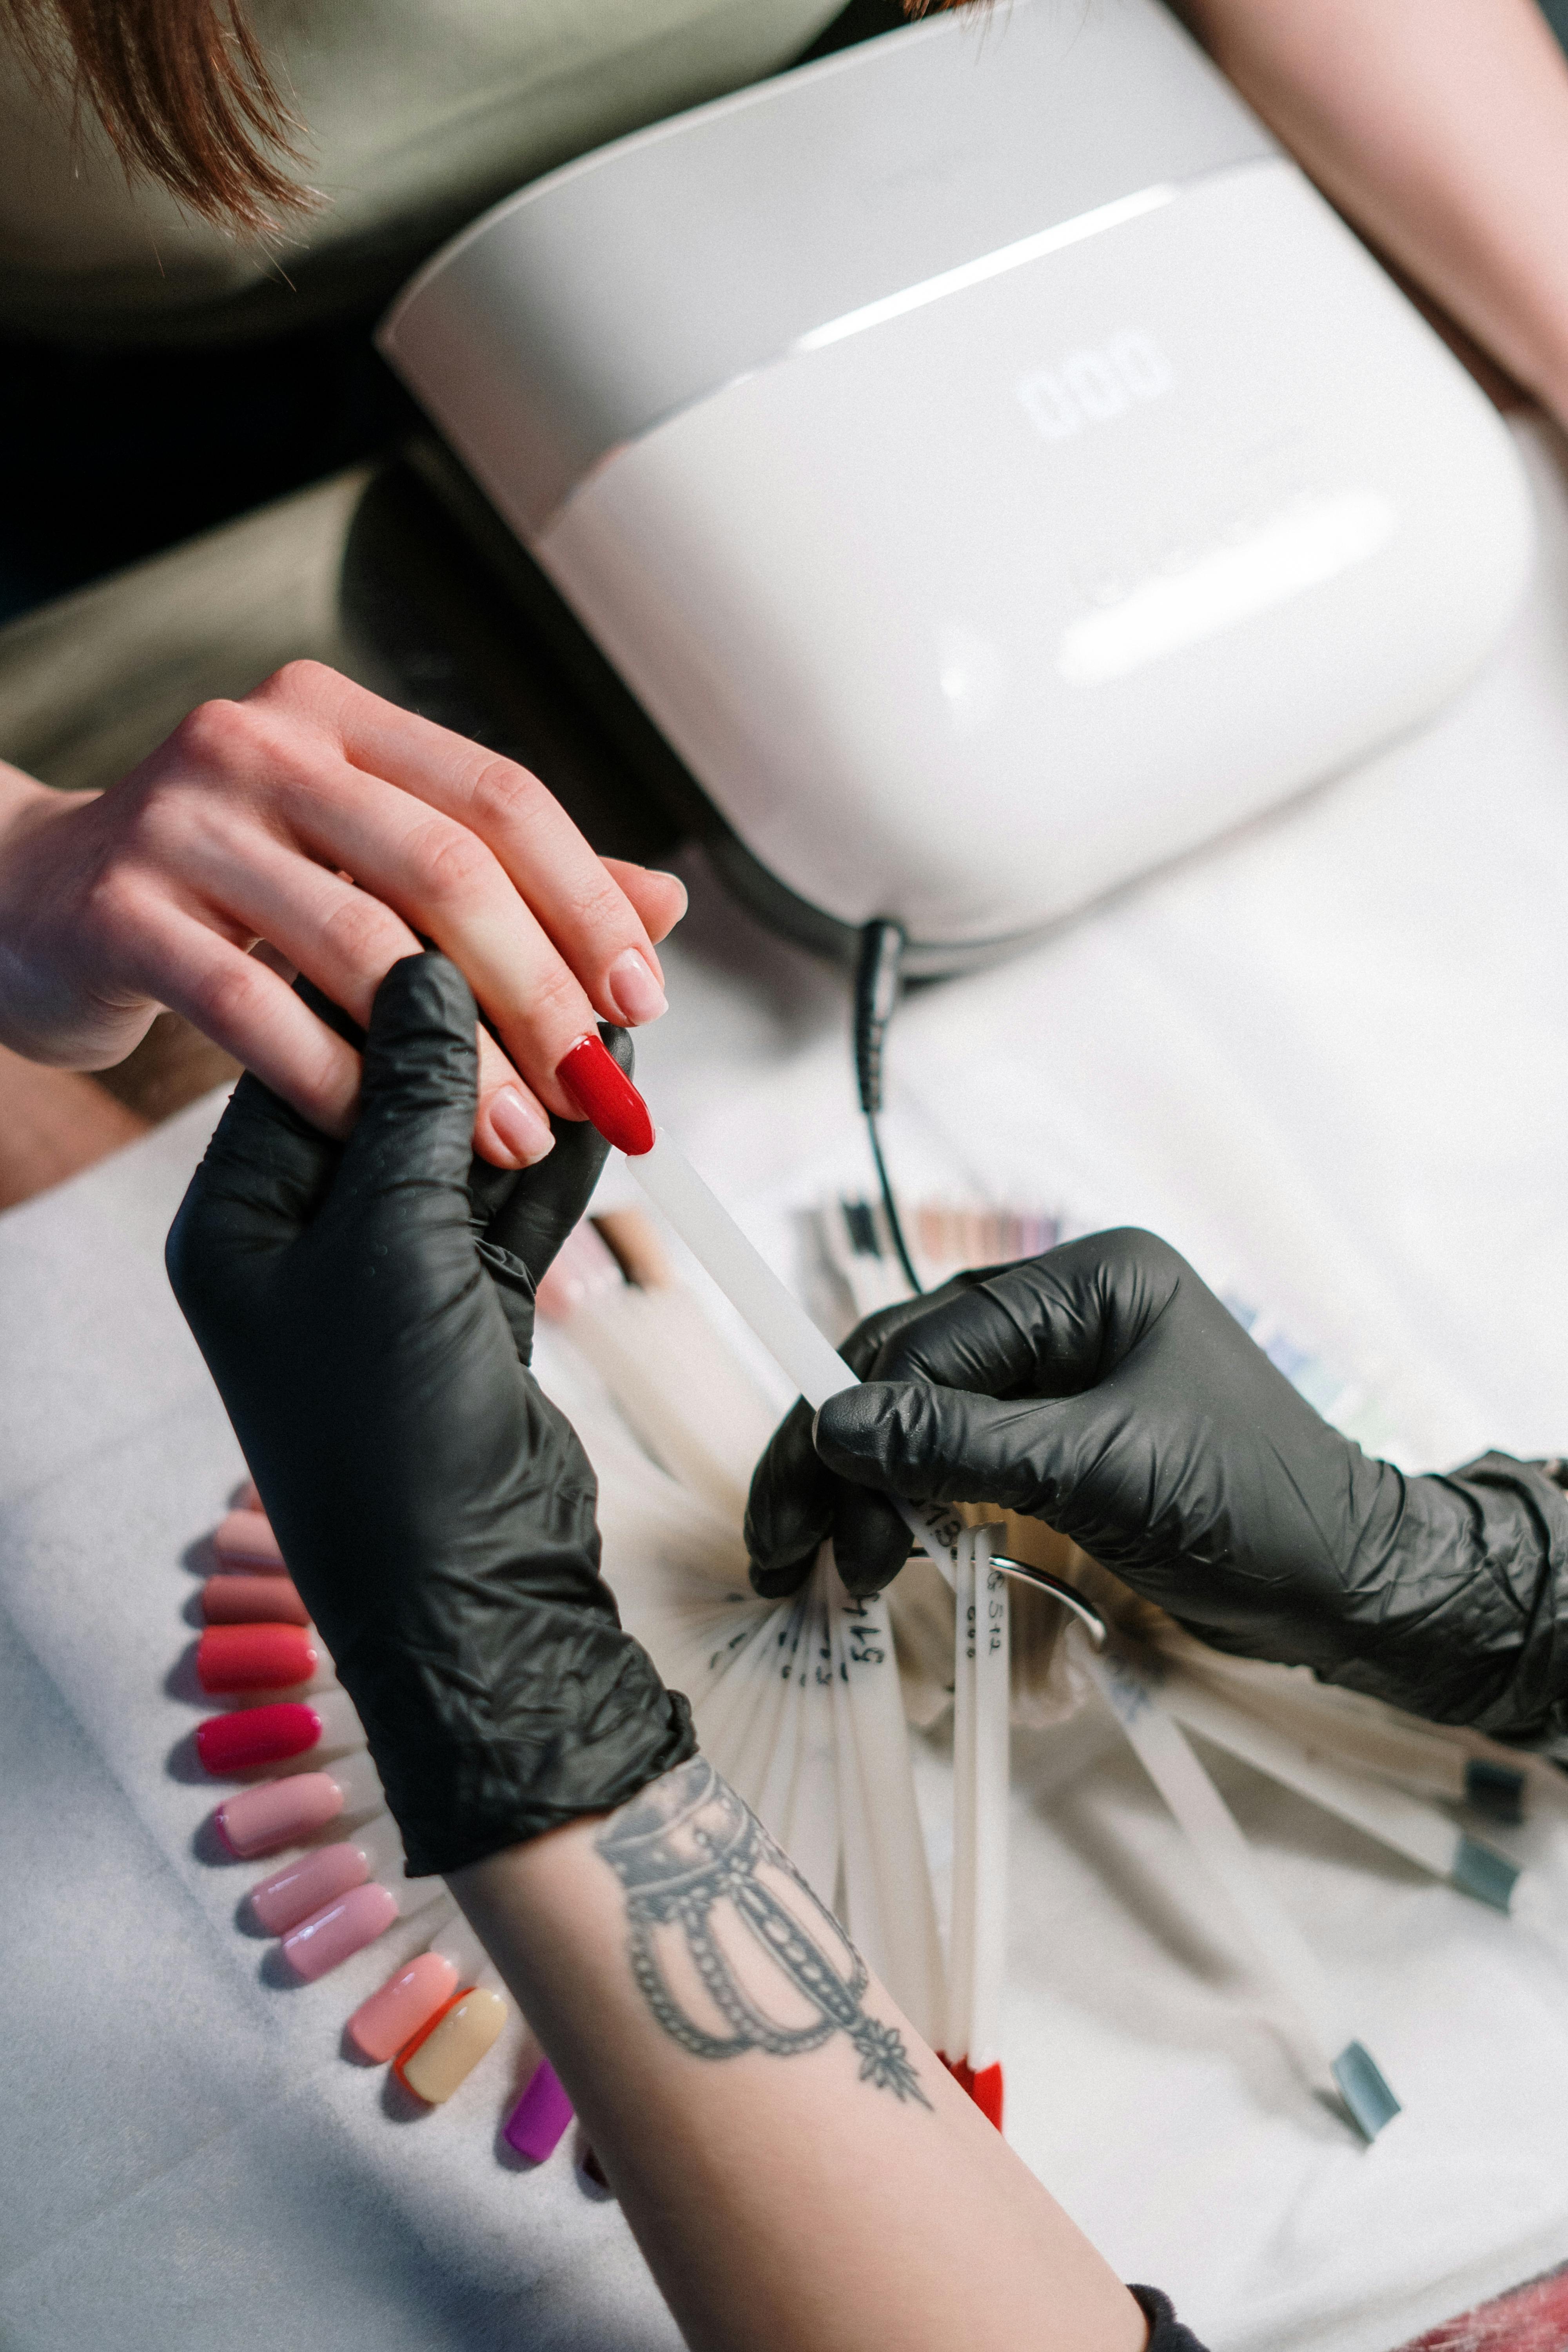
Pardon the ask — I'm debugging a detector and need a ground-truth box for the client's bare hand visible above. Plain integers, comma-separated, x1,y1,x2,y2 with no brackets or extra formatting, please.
0,660,685,1165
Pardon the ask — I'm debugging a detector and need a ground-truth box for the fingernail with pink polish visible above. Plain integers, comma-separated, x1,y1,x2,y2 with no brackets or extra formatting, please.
607,949,668,1025
488,1087,555,1167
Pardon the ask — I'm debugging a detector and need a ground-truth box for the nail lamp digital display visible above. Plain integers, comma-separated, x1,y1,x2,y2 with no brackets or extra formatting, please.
380,0,1532,978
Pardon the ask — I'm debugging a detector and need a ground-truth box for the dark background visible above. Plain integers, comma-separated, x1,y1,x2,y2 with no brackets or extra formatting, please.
0,0,908,627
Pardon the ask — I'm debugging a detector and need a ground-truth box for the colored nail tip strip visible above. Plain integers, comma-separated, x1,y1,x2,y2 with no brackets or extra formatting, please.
196,1700,322,1776
197,1623,318,1695
202,1573,309,1626
347,1953,459,2063
250,1840,370,1936
212,1509,285,1570
215,1769,346,1858
503,2058,574,2161
395,1986,508,2105
940,2054,1004,2129
281,1880,399,1981
555,1034,655,1157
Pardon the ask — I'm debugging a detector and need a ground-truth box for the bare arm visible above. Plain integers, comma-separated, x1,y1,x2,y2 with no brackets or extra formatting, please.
451,1755,1147,2352
1183,0,1568,422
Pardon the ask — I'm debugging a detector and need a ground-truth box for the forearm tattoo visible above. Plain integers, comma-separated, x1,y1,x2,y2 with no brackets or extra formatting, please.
595,1755,929,2106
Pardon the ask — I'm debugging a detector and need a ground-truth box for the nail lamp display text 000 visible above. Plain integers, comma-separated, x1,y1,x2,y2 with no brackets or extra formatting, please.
379,0,1531,979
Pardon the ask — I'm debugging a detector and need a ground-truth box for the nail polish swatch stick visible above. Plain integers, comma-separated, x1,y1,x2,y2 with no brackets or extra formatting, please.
196,1621,323,1695
195,1688,361,1775
215,1748,384,1858
202,1573,310,1626
249,1814,407,1936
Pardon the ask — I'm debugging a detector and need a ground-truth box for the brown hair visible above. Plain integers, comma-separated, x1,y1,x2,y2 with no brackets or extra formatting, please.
6,0,977,235
5,0,311,232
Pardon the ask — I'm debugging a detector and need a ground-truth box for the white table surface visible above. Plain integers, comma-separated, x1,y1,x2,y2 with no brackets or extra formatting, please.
4,414,1568,2352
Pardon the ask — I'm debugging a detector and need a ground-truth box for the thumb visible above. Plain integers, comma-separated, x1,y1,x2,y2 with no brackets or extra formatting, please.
332,949,478,1212
815,1379,1063,1517
166,1072,338,1338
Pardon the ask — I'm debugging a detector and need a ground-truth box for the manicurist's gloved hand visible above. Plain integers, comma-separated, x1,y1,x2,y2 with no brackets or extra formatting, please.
746,1229,1568,1742
167,947,694,1875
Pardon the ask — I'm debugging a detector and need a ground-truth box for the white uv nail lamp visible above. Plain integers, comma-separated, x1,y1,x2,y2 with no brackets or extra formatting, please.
379,0,1532,976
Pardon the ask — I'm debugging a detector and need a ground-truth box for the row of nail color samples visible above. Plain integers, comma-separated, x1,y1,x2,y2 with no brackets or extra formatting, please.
186,1488,573,2160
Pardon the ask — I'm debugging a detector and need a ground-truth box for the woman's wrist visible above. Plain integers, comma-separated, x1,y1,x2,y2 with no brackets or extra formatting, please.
0,773,122,1063
447,1760,1146,2352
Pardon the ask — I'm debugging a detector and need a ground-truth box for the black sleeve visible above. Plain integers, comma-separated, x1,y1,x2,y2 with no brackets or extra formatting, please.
1130,2286,1212,2350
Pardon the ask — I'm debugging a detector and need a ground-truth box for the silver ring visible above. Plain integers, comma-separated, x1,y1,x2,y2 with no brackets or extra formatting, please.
986,1555,1107,1646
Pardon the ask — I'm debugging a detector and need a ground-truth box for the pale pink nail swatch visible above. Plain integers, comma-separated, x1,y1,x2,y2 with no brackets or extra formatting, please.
250,1841,368,1935
213,1508,285,1570
216,1771,345,1860
281,1881,397,1981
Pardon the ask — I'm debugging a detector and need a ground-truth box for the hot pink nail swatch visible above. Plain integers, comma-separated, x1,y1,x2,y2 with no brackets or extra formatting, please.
505,2059,574,2161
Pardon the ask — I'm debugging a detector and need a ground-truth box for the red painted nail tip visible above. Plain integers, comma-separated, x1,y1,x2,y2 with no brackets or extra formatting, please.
197,1623,318,1695
195,1700,322,1776
970,2062,1004,2131
555,1034,654,1157
940,2054,1003,2129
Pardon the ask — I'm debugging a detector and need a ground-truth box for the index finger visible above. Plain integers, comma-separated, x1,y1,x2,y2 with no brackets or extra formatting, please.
254,666,676,1030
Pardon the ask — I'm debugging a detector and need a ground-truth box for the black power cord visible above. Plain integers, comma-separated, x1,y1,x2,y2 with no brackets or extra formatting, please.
853,917,923,1296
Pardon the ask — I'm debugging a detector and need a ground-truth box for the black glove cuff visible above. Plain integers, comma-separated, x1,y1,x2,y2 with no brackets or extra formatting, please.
1129,2286,1211,2350
338,1626,698,1878
1438,1452,1568,1743
1323,1451,1568,1740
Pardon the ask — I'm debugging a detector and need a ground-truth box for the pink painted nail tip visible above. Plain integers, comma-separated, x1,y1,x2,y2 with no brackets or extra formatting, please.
213,1509,285,1571
504,2059,574,2161
281,1880,398,1982
347,1952,458,2062
216,1770,346,1860
250,1841,368,1936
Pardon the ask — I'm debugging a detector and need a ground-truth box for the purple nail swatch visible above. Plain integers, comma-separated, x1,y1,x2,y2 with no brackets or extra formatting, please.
503,2058,573,2161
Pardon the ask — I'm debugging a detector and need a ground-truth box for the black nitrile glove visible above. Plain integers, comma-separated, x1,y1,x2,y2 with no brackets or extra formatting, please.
167,948,694,1875
746,1228,1568,1741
